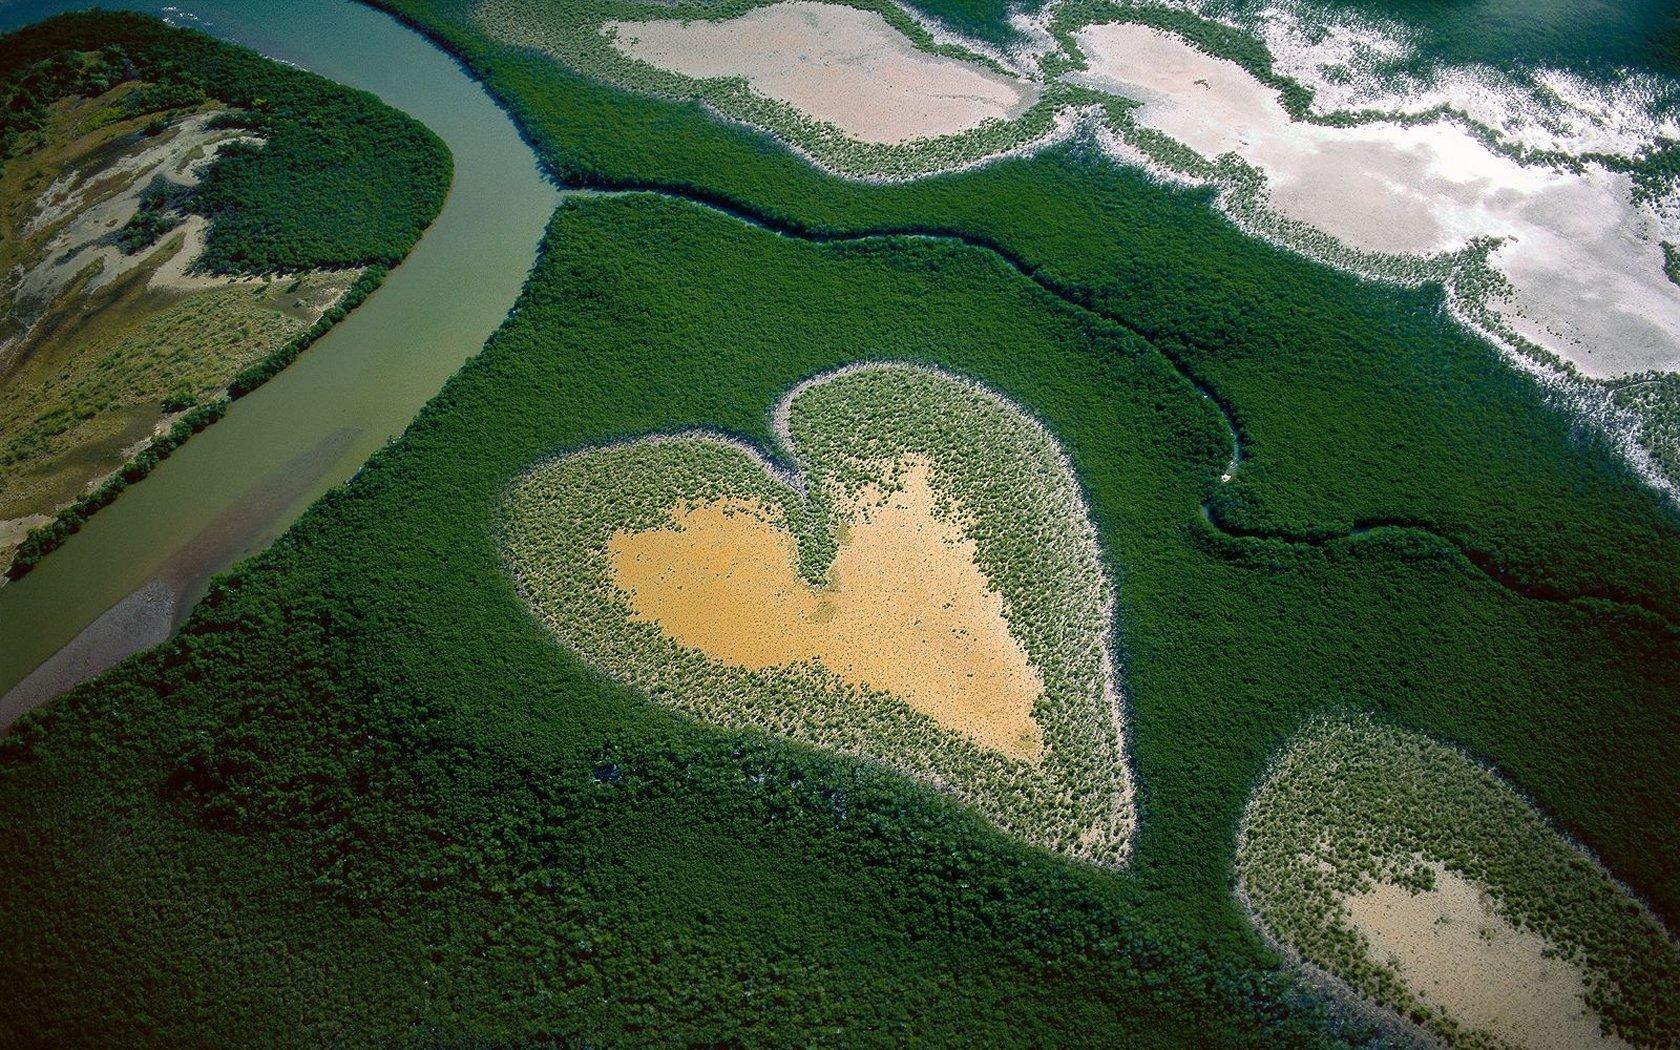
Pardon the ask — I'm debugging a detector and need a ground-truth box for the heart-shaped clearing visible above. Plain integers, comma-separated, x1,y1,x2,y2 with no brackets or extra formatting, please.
606,457,1044,760
501,364,1133,866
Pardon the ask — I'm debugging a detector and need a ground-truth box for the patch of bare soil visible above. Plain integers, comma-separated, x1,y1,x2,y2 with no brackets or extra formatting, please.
1344,865,1629,1048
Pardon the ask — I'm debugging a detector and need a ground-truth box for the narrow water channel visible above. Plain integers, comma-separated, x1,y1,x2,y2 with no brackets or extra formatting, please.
0,0,560,718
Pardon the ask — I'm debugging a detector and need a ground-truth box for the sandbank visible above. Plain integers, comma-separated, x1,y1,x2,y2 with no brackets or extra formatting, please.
0,578,176,727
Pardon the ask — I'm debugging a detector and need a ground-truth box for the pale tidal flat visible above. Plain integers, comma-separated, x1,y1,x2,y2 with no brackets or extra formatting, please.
605,1,1038,145
10,112,261,316
1072,21,1680,379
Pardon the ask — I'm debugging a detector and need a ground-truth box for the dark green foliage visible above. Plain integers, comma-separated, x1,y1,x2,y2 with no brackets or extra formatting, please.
379,0,1680,626
896,0,1040,47
0,197,1364,1046
1314,0,1680,76
5,185,1678,1043
0,45,124,156
160,385,197,414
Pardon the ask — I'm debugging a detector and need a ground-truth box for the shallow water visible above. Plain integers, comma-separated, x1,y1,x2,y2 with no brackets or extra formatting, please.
0,0,559,715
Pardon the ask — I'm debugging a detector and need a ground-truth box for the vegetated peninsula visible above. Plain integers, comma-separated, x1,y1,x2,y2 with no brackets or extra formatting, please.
0,13,450,578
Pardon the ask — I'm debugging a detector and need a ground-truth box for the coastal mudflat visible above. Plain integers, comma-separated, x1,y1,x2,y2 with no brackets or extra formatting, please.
606,1,1036,145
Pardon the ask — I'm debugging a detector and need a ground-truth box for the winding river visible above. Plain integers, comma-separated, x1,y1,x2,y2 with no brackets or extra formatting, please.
0,0,559,720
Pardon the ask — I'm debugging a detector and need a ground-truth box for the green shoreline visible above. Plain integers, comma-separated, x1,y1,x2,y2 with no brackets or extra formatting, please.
7,264,390,580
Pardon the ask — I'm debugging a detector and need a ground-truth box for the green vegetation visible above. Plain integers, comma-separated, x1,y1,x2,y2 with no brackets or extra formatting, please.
1612,374,1680,488
5,180,1679,1041
382,0,1680,617
2,0,1679,1043
476,0,1680,492
0,11,450,576
1238,716,1680,1047
0,196,1341,1045
905,0,1033,48
1297,0,1680,76
503,365,1133,866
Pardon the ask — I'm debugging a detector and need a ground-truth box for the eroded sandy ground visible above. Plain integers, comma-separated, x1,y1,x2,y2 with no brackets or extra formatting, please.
606,1,1038,145
606,458,1045,760
1072,22,1680,380
1344,865,1628,1048
8,113,262,331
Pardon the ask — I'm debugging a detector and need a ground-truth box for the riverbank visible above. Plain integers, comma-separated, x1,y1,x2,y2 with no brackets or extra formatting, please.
0,0,557,708
0,11,452,580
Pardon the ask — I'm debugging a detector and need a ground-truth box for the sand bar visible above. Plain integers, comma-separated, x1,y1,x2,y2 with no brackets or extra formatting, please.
606,1,1038,145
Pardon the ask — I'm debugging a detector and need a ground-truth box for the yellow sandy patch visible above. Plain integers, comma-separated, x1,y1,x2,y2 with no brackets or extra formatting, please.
605,459,1044,760
1343,866,1628,1048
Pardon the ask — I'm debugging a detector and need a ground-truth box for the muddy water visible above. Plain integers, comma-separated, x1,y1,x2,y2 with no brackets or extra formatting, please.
0,0,560,720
